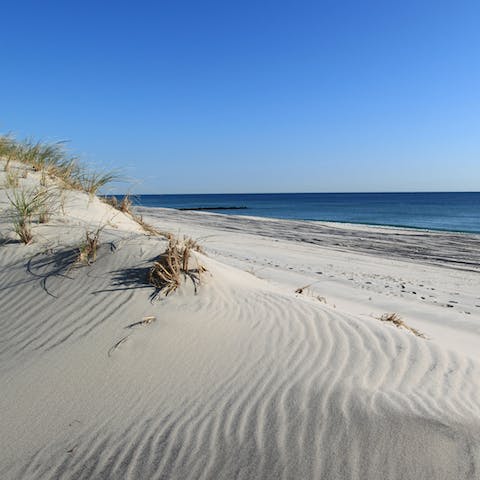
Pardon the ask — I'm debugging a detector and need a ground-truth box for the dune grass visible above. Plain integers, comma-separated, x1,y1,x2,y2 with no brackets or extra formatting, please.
104,195,119,209
18,139,67,172
134,214,171,237
119,193,132,213
1,131,175,246
102,193,171,238
379,313,426,338
104,193,132,213
0,134,17,171
5,169,19,188
77,171,119,195
38,205,51,224
76,228,103,265
7,188,53,244
0,133,117,195
148,236,205,297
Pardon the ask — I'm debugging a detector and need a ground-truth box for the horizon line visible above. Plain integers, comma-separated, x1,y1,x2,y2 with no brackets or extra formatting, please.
109,190,480,196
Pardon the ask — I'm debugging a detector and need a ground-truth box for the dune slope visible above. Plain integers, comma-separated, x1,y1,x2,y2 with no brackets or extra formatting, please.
1,169,480,479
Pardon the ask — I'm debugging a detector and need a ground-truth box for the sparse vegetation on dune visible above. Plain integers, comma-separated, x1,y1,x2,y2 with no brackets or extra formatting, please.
1,130,179,281
104,195,119,209
7,188,53,244
148,236,206,297
76,228,103,265
135,214,171,237
1,130,210,310
102,193,171,238
103,193,132,213
0,133,116,195
4,169,19,188
0,132,159,239
78,171,119,195
119,193,132,213
378,313,426,338
0,134,17,171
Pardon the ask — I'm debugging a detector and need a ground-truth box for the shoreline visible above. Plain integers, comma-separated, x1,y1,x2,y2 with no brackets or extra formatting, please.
136,206,480,271
115,200,480,235
170,207,480,236
112,191,480,235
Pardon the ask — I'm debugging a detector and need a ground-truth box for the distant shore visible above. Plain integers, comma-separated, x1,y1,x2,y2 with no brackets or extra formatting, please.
177,205,248,211
106,191,480,234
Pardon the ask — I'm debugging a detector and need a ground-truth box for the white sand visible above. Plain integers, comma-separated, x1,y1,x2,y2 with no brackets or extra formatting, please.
1,164,480,479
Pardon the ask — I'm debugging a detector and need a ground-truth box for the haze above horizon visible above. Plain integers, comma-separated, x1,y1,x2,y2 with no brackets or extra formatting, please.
1,1,479,194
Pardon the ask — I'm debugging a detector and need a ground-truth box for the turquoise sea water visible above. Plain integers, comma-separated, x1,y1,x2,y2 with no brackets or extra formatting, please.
117,192,480,234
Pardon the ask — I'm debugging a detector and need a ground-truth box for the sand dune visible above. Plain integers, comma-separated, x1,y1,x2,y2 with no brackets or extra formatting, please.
1,168,480,478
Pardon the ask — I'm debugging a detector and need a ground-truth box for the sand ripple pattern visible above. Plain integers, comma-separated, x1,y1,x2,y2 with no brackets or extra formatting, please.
1,251,480,479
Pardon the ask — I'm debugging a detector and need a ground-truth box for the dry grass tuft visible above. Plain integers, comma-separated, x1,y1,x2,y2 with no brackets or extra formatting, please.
76,228,102,265
119,194,132,213
104,194,132,213
38,208,50,224
104,195,119,209
295,283,327,304
102,194,171,238
378,313,426,338
134,213,171,237
183,236,204,254
5,169,19,188
148,236,206,297
0,134,17,171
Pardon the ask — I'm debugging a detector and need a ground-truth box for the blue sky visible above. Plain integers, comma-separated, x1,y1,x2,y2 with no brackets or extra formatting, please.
1,0,479,193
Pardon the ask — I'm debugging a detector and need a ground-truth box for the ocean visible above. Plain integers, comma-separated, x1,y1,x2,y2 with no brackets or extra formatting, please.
117,192,480,234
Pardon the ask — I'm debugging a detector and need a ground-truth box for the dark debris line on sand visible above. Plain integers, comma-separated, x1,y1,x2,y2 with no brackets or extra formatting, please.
137,207,480,272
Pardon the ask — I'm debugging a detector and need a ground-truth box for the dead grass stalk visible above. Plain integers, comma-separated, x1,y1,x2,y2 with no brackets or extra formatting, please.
76,228,103,265
378,313,426,338
148,236,206,297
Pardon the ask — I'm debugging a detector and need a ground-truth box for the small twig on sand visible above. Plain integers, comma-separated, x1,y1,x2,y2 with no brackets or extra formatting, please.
126,316,156,329
107,335,130,357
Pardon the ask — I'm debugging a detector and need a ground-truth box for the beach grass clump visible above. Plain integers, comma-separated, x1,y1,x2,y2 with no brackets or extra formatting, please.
0,133,117,194
76,171,119,195
102,194,170,237
148,236,206,297
104,194,132,213
19,139,67,173
76,228,102,265
0,134,18,171
102,193,172,238
5,169,20,188
104,195,119,209
38,206,51,224
7,188,53,244
379,313,425,338
119,193,132,213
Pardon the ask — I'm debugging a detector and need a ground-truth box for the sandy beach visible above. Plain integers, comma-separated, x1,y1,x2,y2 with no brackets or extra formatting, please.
1,164,480,479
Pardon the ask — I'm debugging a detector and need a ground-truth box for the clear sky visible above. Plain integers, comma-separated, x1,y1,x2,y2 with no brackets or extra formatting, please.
1,0,479,193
